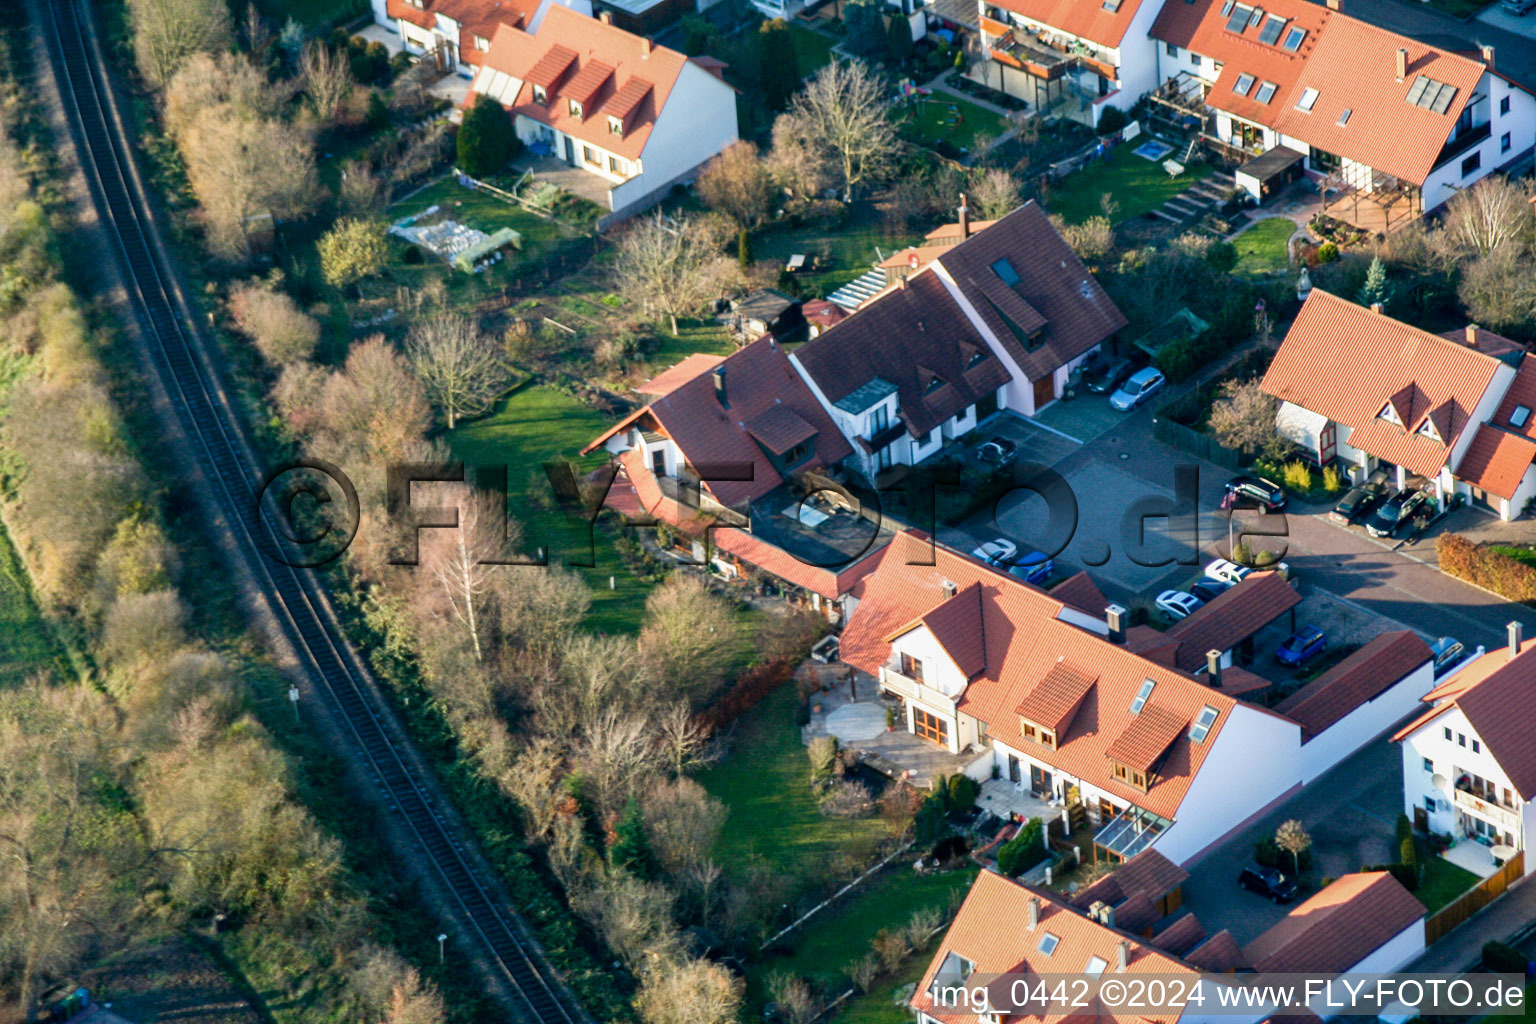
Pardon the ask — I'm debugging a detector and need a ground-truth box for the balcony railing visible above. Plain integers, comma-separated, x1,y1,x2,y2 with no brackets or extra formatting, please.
1454,786,1520,831
1433,121,1492,171
879,665,958,714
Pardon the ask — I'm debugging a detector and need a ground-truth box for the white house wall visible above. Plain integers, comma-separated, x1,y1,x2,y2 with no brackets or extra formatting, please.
1299,659,1434,784
891,624,973,701
621,60,738,208
929,263,1039,414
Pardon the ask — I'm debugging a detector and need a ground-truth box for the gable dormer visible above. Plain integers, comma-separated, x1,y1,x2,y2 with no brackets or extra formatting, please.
1379,382,1418,428
1014,658,1096,750
563,59,616,121
525,44,578,107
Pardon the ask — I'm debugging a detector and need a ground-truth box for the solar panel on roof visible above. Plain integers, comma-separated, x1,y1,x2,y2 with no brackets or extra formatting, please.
1430,82,1458,113
1282,25,1305,50
1257,14,1285,44
1224,4,1249,31
1405,75,1431,106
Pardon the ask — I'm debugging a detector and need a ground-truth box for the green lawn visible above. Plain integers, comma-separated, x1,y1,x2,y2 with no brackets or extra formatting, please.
447,383,655,633
647,318,738,366
1041,148,1213,224
789,24,839,78
1491,545,1536,568
1417,841,1481,915
753,211,918,300
255,0,367,29
1233,217,1295,275
896,95,1009,154
835,933,946,1024
699,684,888,875
0,519,65,687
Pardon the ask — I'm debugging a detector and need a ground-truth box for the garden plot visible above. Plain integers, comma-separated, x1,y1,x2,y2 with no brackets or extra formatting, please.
389,205,521,272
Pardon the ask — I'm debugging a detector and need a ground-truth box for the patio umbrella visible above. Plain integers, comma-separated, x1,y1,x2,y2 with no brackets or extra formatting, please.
1491,844,1517,861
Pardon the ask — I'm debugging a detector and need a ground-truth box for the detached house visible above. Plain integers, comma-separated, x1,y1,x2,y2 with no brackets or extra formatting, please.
469,6,738,219
837,531,1437,865
1151,0,1536,217
378,0,592,74
1395,622,1536,878
1262,290,1532,519
791,202,1126,481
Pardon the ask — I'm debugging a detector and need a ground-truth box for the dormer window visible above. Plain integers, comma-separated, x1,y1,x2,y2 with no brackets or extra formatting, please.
1511,405,1531,429
569,98,583,118
474,34,490,50
1417,417,1441,441
608,115,624,136
1020,721,1057,747
1378,401,1403,426
1112,761,1149,790
532,84,547,106
927,375,947,394
967,348,988,369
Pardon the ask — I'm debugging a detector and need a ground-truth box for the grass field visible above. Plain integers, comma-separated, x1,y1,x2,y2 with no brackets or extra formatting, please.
789,24,839,78
0,519,65,687
895,95,1008,154
1042,148,1213,224
700,684,888,875
1233,217,1296,275
447,383,655,633
1416,840,1481,915
753,210,917,300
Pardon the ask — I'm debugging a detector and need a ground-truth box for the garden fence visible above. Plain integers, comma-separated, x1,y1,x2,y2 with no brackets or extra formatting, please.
1150,413,1248,471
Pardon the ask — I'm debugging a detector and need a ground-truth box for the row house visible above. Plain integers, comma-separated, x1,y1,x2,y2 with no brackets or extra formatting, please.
378,0,590,74
837,530,1436,866
1150,0,1536,217
468,6,738,218
1262,289,1534,519
1396,622,1536,879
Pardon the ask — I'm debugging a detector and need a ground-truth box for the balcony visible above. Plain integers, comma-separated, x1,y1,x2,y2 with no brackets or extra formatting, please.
1433,121,1492,172
1453,786,1520,832
879,664,958,715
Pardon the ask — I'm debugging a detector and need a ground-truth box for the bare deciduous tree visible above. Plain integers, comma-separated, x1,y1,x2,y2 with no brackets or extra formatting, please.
128,0,233,89
971,167,1021,219
635,957,744,1024
1440,175,1534,259
300,40,354,124
1208,379,1287,460
767,110,836,200
1275,818,1312,874
1459,247,1536,332
230,283,321,365
696,141,775,229
317,336,433,464
638,574,737,703
405,316,511,429
655,702,716,777
642,778,727,877
784,61,896,201
768,971,822,1024
612,213,739,335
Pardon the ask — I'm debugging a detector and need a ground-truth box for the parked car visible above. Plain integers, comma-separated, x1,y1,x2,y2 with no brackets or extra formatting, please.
975,437,1019,465
1365,490,1407,538
1224,475,1287,512
1109,368,1166,411
1156,590,1205,620
972,538,1018,564
1429,637,1467,676
1204,558,1253,585
1503,0,1536,15
1239,865,1298,903
1190,579,1234,603
1400,498,1437,542
1394,490,1433,534
1082,356,1135,394
1276,625,1327,666
1330,485,1383,524
1006,550,1054,585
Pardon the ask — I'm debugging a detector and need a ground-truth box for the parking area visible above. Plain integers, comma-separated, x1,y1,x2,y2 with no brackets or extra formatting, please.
1034,394,1129,445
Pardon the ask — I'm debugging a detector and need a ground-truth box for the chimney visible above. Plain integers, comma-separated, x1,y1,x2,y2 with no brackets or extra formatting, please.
1117,940,1130,973
712,366,728,409
1370,302,1384,315
1509,620,1523,661
1467,323,1480,346
1395,47,1408,82
959,193,971,239
1482,44,1494,68
597,9,611,22
1088,900,1107,923
642,35,652,55
942,579,957,598
1206,649,1223,687
1105,603,1127,644
1324,0,1340,10
1102,904,1116,930
1027,896,1041,930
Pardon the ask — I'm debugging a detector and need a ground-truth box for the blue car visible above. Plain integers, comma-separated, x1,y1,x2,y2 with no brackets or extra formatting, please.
1005,550,1054,586
1276,625,1327,666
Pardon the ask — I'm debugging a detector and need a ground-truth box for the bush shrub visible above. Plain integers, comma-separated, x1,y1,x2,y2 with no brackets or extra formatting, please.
1096,106,1128,136
1322,464,1345,492
402,244,423,264
947,773,980,811
997,818,1047,876
1317,241,1340,263
1254,836,1313,873
1482,941,1529,975
1283,460,1313,492
914,790,949,845
1363,862,1419,892
1437,533,1536,602
698,657,795,731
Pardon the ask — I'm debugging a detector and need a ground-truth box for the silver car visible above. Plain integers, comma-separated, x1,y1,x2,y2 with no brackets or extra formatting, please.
1110,368,1166,411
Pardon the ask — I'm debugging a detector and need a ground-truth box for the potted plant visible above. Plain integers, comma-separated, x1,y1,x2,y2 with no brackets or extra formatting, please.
886,706,898,732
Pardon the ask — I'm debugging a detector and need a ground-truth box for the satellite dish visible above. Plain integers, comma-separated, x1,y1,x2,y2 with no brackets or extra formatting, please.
1432,773,1448,790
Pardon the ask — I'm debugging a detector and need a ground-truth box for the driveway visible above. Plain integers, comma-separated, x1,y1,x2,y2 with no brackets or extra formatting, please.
1178,736,1404,945
1476,2,1536,38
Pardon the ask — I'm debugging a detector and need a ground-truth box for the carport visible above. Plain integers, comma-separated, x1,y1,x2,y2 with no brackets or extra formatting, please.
1235,146,1306,204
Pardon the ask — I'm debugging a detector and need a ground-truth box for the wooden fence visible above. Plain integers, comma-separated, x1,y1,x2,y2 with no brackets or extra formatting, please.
1150,413,1248,471
1425,852,1524,945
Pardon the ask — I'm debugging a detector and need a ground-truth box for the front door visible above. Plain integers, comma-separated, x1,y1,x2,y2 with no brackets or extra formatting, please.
1030,764,1053,796
1414,806,1429,832
1008,755,1022,784
976,389,999,421
564,135,576,165
1032,375,1055,411
1319,421,1337,464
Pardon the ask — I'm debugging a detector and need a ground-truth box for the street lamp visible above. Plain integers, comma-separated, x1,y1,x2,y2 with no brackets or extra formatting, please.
437,933,448,964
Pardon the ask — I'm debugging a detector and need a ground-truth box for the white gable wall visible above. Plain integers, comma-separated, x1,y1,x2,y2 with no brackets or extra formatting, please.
1299,657,1434,784
610,59,738,213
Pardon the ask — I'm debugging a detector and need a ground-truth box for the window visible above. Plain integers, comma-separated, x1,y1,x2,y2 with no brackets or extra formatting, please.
609,116,624,136
1255,80,1277,104
1336,107,1352,126
1038,933,1060,956
914,708,949,745
1130,679,1155,714
1101,0,1122,11
1282,25,1305,50
1423,757,1435,772
967,348,988,369
1190,705,1219,743
1462,151,1482,177
1191,54,1202,68
1248,6,1264,26
1224,3,1249,32
1459,733,1467,747
569,98,583,117
532,84,547,105
991,258,1021,286
1444,726,1453,741
1296,86,1319,111
1220,0,1234,13
1473,739,1482,753
1166,42,1180,56
900,652,925,683
1502,132,1512,154
1084,956,1109,978
1379,401,1403,426
1417,417,1441,441
1234,72,1255,95
1425,795,1437,813
1023,722,1038,742
926,375,947,394
582,145,597,165
609,155,622,173
1258,13,1285,45
473,34,489,49
783,440,813,467
1499,95,1511,116
1510,405,1531,429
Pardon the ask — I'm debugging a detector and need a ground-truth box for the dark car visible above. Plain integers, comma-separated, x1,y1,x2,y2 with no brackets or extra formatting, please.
1276,625,1327,667
1365,490,1407,538
975,437,1019,466
1224,475,1287,512
1006,550,1054,586
1239,865,1298,903
1082,356,1135,394
1330,485,1382,524
1190,579,1234,603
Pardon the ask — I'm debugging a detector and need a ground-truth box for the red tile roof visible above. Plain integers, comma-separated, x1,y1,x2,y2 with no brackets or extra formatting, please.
475,8,696,160
1163,572,1301,673
388,0,438,29
841,532,1259,819
1105,705,1189,773
1241,872,1424,973
1393,639,1536,798
1275,631,1431,738
1457,426,1536,500
743,406,818,456
436,0,541,54
1184,930,1247,972
913,871,1197,1024
988,0,1152,50
1150,914,1207,956
1262,291,1507,479
1049,571,1107,618
584,335,853,509
1070,850,1189,913
635,353,725,397
915,583,989,681
1016,658,1098,735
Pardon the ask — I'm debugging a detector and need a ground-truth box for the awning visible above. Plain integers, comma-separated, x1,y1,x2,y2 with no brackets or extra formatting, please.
1237,145,1306,187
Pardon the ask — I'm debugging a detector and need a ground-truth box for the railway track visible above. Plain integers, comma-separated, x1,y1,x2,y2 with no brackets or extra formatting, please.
39,3,589,1021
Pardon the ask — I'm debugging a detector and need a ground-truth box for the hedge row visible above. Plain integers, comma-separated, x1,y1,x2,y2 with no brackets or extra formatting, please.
696,656,795,732
1437,533,1536,602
